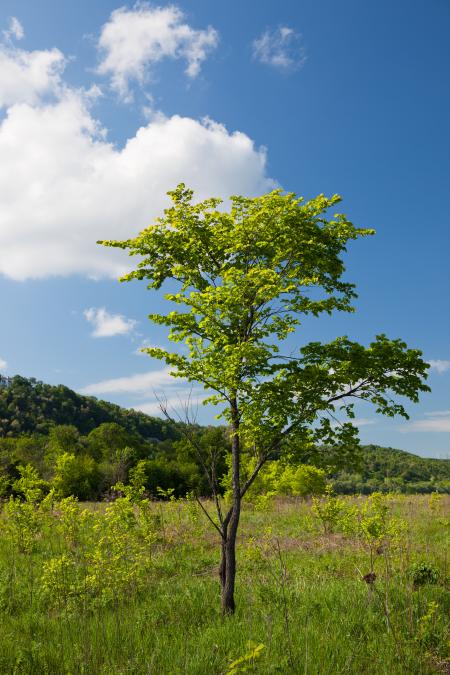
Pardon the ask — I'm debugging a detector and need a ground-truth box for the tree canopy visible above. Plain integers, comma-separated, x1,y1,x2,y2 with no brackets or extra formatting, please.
101,184,430,614
101,185,429,463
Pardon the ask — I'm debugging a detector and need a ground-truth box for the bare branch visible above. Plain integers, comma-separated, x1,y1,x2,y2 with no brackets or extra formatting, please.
195,497,224,538
156,392,225,528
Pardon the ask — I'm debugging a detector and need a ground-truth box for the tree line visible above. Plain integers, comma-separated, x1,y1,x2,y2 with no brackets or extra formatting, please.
0,376,448,500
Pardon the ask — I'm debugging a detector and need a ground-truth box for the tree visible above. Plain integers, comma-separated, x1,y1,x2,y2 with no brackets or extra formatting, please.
100,185,429,614
51,452,100,500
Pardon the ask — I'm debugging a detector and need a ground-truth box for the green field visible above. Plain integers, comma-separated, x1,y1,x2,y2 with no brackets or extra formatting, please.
0,492,448,674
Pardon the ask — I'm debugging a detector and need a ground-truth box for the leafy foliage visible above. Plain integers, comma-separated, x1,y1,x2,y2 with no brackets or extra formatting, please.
408,562,439,588
100,184,431,613
101,185,429,461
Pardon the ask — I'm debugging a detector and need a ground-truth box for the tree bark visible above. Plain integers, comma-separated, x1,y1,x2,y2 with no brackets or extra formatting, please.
220,400,241,615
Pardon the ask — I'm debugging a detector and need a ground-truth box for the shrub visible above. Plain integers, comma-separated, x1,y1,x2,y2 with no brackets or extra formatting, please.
408,562,439,588
12,464,49,502
312,486,348,534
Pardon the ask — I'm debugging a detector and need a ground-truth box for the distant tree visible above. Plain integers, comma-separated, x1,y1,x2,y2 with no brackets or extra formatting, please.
104,186,431,612
86,422,139,462
52,452,100,501
46,425,81,457
13,435,47,476
128,458,191,497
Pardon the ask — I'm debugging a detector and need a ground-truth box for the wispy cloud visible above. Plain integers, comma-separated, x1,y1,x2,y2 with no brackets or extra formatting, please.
252,26,306,71
97,3,218,100
331,417,375,428
353,418,376,427
0,357,7,370
424,410,450,417
84,307,137,338
0,41,65,108
79,367,178,395
428,359,450,374
133,338,163,356
3,17,24,42
400,410,450,433
79,366,208,419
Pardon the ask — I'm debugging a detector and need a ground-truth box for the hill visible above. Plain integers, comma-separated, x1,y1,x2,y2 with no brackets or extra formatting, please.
333,444,449,493
0,374,179,441
0,374,448,498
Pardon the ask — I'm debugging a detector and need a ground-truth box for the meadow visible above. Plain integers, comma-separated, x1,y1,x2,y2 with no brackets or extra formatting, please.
0,489,448,674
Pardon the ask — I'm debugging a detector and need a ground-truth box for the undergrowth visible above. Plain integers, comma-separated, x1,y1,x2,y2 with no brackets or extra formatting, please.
0,488,448,674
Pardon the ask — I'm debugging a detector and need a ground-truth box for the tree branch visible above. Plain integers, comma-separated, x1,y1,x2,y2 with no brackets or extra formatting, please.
326,379,371,404
195,497,224,538
157,394,224,528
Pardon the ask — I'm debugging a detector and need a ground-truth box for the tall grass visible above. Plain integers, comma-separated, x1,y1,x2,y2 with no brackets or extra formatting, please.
0,494,448,673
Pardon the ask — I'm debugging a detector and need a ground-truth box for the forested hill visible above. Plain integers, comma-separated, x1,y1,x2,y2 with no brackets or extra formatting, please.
0,374,448,499
333,445,449,494
0,374,178,441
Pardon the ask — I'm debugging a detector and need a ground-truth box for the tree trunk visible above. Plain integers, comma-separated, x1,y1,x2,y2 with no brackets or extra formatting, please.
220,400,241,615
220,507,240,614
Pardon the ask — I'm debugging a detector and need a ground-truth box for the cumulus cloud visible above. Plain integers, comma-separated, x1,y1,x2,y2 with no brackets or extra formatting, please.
428,359,450,374
3,17,25,42
84,307,137,337
400,410,450,433
0,357,7,371
252,26,306,71
0,42,273,281
97,3,218,100
0,42,65,108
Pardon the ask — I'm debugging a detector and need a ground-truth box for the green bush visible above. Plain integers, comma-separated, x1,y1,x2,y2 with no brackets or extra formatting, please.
408,561,439,588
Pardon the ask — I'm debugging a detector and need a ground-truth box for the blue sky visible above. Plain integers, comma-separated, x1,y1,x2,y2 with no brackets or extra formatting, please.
0,0,448,457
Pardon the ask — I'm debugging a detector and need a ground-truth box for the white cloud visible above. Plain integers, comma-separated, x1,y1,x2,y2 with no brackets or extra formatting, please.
0,43,65,108
331,417,375,428
79,367,179,395
400,411,450,433
79,365,207,418
133,338,163,355
428,359,450,374
0,39,273,281
97,4,218,100
3,17,25,42
84,307,137,337
424,410,450,417
252,26,306,71
353,418,375,427
0,357,7,370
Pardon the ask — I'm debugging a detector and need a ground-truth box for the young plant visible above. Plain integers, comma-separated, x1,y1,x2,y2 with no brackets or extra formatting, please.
226,642,265,674
312,485,348,534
